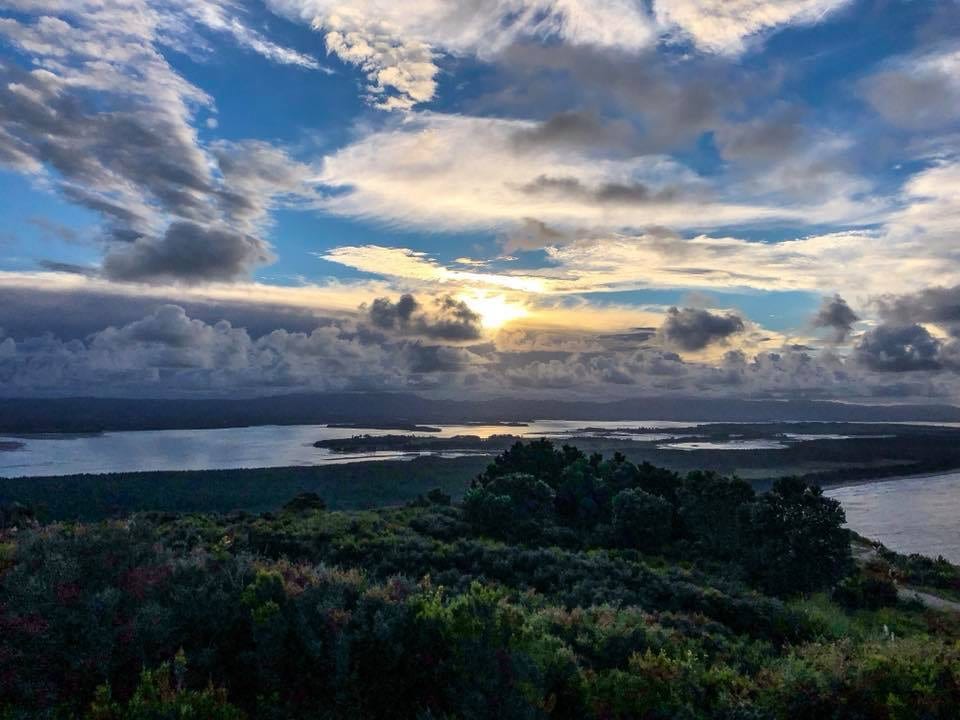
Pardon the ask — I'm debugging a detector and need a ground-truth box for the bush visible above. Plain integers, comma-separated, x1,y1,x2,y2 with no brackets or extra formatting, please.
87,658,245,720
833,574,899,610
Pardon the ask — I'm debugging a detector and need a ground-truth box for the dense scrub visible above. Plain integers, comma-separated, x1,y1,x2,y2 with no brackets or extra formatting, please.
2,441,959,719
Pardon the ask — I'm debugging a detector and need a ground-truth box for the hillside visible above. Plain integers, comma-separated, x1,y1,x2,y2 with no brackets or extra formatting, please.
1,441,959,718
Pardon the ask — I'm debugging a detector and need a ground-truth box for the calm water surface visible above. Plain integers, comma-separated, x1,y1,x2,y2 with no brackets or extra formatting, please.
826,473,960,563
0,420,699,478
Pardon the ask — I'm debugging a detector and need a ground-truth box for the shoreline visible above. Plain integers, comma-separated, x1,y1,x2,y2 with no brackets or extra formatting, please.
820,468,960,492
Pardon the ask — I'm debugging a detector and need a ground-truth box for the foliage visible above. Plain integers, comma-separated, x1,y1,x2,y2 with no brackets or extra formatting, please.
610,488,672,551
87,658,245,720
0,442,957,719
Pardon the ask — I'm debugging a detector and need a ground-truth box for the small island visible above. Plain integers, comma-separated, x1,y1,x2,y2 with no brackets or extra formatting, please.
325,422,443,432
0,441,24,452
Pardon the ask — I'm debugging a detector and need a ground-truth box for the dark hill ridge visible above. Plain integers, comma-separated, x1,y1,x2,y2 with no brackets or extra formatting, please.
1,392,960,433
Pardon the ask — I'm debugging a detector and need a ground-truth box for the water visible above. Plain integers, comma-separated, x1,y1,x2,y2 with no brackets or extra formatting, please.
659,439,787,451
826,473,960,563
0,420,701,478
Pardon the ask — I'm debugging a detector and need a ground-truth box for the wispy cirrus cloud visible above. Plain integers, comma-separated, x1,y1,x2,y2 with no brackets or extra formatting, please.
654,0,854,55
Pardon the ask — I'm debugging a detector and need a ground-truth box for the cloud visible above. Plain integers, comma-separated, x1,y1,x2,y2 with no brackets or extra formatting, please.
855,324,944,372
4,283,960,401
267,1,850,110
862,44,960,129
518,175,683,205
322,245,549,293
0,2,321,283
267,0,656,109
317,112,866,234
658,306,745,351
177,0,330,72
714,105,807,164
0,282,342,341
366,293,483,341
510,110,637,152
875,285,960,338
813,294,860,343
653,0,853,55
102,222,276,284
0,303,484,396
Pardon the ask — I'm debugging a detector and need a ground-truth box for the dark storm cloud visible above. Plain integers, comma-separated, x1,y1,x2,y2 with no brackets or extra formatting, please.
854,324,943,372
365,294,483,341
813,294,860,342
659,307,745,351
102,222,276,284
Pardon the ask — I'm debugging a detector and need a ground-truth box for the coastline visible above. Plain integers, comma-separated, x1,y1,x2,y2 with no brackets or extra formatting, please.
820,468,960,492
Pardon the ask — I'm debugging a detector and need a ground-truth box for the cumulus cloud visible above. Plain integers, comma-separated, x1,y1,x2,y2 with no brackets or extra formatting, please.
813,294,860,343
366,294,483,341
658,307,745,351
0,303,487,396
855,324,944,373
4,290,960,401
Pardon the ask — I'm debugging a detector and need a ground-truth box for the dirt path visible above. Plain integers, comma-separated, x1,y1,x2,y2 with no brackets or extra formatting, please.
851,541,960,612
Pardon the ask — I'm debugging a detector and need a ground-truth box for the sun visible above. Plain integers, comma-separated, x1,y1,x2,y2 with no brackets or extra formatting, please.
461,293,528,330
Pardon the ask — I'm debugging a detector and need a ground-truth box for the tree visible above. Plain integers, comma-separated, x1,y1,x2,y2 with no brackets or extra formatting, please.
610,489,673,551
463,473,555,539
475,439,583,489
745,477,853,595
676,471,754,559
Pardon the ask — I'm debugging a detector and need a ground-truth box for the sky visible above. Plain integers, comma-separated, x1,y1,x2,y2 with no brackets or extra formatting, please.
1,0,960,402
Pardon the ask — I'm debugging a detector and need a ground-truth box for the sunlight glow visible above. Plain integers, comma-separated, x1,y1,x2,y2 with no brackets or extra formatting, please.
460,292,528,330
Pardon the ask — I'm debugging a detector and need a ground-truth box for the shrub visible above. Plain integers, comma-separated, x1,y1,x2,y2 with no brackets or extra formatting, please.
833,574,899,610
87,660,245,720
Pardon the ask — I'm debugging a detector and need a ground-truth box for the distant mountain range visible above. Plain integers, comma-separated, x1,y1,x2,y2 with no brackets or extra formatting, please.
1,393,960,433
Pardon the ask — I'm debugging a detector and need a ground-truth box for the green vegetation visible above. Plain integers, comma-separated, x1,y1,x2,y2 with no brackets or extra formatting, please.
0,456,490,522
1,440,959,718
